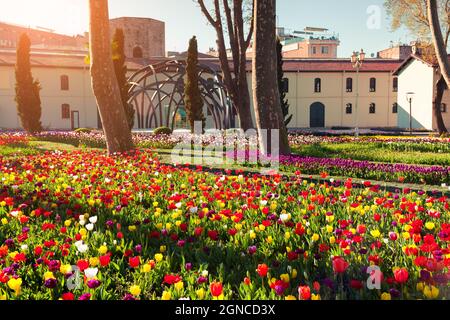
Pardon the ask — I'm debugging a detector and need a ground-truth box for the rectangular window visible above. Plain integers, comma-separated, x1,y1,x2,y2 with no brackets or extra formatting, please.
393,77,398,92
370,78,376,92
314,78,321,93
346,103,353,114
61,104,70,119
346,78,353,93
321,46,329,54
312,47,317,54
392,103,398,114
61,75,69,91
441,103,447,113
369,103,376,114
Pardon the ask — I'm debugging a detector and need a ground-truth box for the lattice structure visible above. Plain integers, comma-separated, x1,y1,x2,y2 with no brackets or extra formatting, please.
127,60,235,130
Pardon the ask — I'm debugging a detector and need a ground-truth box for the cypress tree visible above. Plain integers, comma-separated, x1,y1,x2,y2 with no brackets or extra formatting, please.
112,28,134,129
15,33,42,133
277,38,292,127
184,36,205,133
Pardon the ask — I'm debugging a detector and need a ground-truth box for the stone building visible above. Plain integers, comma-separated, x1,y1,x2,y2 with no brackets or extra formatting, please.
109,17,165,58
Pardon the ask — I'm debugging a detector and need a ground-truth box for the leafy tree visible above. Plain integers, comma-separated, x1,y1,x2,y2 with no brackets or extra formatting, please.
252,0,290,155
89,0,134,154
112,28,134,129
277,38,292,127
385,0,448,133
15,33,42,133
184,36,206,133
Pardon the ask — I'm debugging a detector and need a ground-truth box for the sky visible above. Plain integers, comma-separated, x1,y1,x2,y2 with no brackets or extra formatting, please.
0,0,411,57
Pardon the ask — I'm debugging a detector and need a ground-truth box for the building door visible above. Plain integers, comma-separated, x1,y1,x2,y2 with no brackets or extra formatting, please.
71,111,80,130
310,102,325,128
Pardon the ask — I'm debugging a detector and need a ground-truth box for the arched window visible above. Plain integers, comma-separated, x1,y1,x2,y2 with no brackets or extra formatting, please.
369,103,376,114
314,78,321,93
346,103,353,114
370,78,376,92
392,103,398,114
60,75,69,91
133,46,143,58
346,78,353,92
393,77,398,92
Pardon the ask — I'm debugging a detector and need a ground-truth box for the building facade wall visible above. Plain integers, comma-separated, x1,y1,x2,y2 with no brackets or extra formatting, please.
397,59,434,130
247,71,398,129
109,18,165,58
0,65,99,130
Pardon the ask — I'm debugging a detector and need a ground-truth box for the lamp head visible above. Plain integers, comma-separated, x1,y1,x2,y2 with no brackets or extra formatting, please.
406,92,415,101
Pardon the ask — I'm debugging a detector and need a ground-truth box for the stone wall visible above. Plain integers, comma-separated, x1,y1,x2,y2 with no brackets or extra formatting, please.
109,17,165,58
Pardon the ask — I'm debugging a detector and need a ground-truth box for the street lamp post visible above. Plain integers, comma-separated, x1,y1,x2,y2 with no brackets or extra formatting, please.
351,49,365,138
406,92,415,135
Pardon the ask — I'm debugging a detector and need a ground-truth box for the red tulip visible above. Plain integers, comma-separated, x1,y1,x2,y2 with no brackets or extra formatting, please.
298,286,311,300
164,274,182,285
394,268,409,284
77,259,89,272
332,256,349,274
129,256,140,268
257,264,269,277
99,254,111,267
210,281,223,297
61,292,75,300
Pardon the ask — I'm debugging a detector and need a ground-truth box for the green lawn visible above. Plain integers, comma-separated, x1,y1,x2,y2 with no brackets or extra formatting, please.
0,141,81,157
292,142,450,166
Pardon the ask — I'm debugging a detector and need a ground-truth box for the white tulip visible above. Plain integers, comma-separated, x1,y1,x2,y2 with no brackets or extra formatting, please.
86,223,94,231
89,216,98,224
84,268,98,279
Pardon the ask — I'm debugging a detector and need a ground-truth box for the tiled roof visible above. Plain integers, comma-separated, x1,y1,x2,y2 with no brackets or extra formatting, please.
0,50,403,74
267,59,403,72
0,50,153,71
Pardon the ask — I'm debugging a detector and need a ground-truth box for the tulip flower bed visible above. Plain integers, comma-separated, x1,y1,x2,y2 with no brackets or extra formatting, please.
0,134,29,147
279,155,450,186
0,149,449,300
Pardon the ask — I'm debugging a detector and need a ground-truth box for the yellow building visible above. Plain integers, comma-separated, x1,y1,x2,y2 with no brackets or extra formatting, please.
0,50,402,130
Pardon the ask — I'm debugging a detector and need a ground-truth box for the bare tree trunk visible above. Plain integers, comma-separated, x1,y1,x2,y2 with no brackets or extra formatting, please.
433,74,448,134
252,0,290,155
89,0,134,154
197,0,255,131
428,0,450,86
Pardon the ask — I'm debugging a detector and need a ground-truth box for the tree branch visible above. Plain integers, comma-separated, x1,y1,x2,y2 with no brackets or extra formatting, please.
197,0,218,26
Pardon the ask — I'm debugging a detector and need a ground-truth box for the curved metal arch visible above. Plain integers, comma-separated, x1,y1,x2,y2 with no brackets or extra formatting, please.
127,60,235,130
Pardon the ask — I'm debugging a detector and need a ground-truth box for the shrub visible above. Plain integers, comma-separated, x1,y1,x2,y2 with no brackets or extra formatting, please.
153,127,173,135
74,128,93,134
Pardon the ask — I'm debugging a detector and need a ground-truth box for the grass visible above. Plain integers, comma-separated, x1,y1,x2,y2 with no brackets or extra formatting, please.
0,141,86,157
292,142,450,166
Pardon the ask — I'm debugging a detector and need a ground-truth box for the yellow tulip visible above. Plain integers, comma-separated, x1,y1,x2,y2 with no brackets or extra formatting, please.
423,286,439,299
174,281,184,291
161,291,172,300
280,274,290,283
142,264,152,273
130,285,141,296
285,295,297,300
425,222,435,230
370,230,381,238
98,245,108,255
154,253,163,262
311,294,321,300
196,288,205,300
89,257,99,267
381,293,391,300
